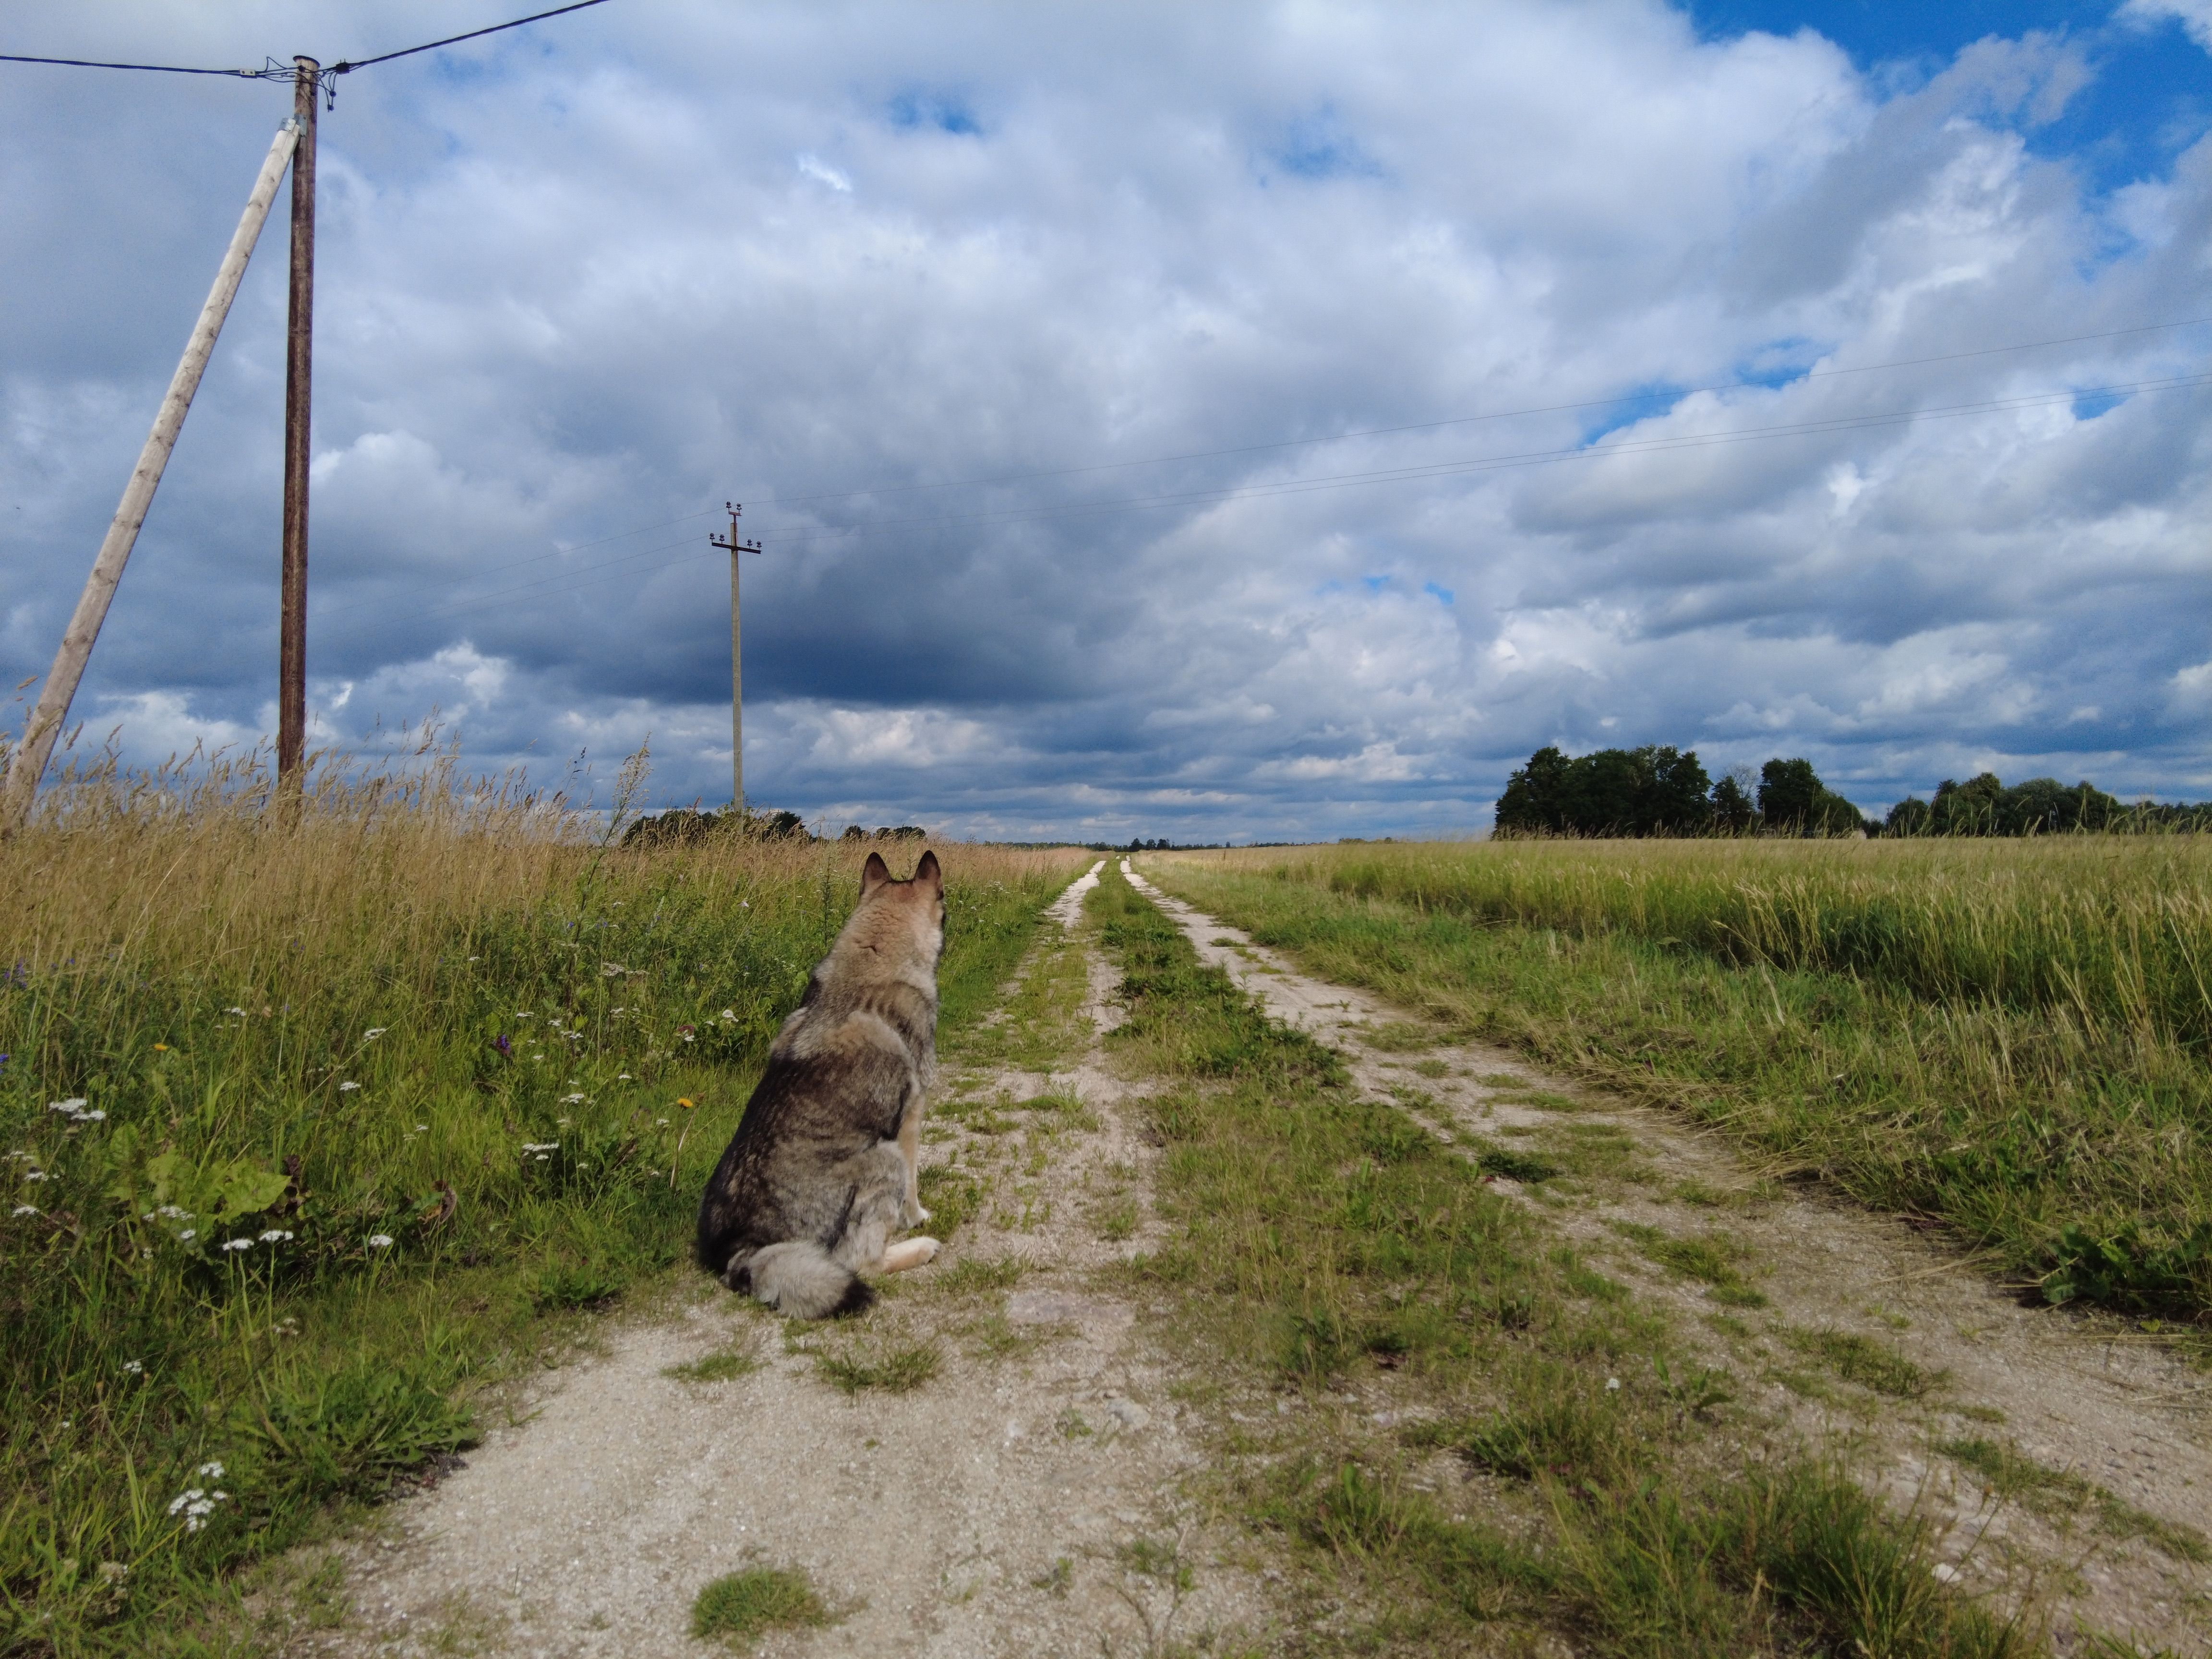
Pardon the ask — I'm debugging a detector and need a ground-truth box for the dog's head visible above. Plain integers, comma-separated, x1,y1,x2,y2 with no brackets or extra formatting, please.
856,848,945,968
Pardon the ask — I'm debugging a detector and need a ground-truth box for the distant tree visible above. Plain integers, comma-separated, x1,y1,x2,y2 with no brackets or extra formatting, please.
1495,744,1711,836
842,824,866,841
1884,796,1933,836
1495,745,1573,834
1884,774,2124,836
1756,757,1863,836
1710,773,1755,834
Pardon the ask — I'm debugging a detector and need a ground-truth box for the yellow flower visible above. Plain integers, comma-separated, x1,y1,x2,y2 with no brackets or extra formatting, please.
676,1097,697,1110
152,1043,169,1053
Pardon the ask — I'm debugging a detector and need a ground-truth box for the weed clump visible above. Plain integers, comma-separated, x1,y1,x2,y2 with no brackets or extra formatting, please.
691,1565,833,1645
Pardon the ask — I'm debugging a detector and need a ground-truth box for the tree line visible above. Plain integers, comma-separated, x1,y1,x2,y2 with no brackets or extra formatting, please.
1496,746,2212,838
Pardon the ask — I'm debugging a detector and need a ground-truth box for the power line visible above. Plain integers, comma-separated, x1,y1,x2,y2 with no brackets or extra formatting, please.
0,1,614,84
331,0,613,74
768,314,2212,509
0,52,260,76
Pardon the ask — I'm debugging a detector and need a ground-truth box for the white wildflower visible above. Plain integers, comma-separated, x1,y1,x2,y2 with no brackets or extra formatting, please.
258,1229,293,1242
122,1359,143,1374
1605,1377,1622,1392
655,1118,670,1127
13,1204,38,1217
467,955,481,962
178,1229,196,1241
520,1141,558,1153
362,1027,388,1040
414,1124,427,1132
79,1110,105,1122
225,1007,248,1017
221,1238,253,1252
618,1072,633,1081
720,1009,736,1021
198,1461,224,1478
167,1488,202,1516
366,1234,394,1250
23,1170,46,1182
338,1081,361,1092
534,1154,550,1163
516,1010,533,1017
156,1205,190,1219
49,1098,87,1114
562,1093,586,1104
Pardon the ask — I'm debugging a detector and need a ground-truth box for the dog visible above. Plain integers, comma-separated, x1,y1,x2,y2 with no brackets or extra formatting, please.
696,849,944,1317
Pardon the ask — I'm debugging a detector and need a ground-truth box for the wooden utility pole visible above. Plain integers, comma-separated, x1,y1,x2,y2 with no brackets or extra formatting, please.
278,57,318,785
0,118,303,833
708,503,761,810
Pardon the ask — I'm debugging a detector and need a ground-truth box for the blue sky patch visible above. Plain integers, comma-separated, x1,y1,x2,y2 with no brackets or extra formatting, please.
888,91,982,135
1424,582,1456,606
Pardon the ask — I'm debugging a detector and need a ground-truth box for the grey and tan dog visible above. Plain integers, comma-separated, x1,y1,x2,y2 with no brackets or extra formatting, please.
696,849,944,1317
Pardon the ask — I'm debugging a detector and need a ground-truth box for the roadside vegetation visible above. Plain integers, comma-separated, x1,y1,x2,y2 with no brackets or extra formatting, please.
1087,862,2025,1657
1142,837,2212,1321
0,747,1084,1653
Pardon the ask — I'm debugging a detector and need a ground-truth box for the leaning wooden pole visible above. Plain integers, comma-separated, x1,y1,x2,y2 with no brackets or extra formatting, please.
277,58,318,786
1,117,303,834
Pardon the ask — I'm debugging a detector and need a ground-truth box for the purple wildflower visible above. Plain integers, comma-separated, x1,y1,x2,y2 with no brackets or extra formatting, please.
493,1034,512,1057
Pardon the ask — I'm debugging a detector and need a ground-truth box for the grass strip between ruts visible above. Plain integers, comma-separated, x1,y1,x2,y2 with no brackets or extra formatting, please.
1087,861,2029,1658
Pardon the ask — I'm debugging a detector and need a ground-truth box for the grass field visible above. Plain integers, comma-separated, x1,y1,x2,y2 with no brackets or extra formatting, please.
1144,837,2212,1322
1088,862,2024,1658
0,752,1086,1653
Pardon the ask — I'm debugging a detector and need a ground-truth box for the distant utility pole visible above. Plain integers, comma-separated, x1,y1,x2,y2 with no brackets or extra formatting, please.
0,117,302,833
277,56,318,786
708,502,762,810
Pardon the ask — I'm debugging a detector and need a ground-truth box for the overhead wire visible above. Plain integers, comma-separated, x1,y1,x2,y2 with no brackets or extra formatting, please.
0,52,261,76
330,0,613,74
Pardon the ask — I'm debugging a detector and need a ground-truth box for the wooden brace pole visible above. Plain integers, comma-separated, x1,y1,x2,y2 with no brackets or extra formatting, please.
1,118,303,832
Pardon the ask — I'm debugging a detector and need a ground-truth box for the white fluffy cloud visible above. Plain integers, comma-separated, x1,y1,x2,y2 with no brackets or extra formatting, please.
4,1,2210,837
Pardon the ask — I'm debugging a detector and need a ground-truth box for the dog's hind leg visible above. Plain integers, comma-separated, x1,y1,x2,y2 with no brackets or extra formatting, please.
880,1236,940,1273
896,1082,930,1225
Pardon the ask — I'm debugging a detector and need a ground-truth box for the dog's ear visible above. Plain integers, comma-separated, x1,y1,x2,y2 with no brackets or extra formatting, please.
912,849,943,896
861,851,893,897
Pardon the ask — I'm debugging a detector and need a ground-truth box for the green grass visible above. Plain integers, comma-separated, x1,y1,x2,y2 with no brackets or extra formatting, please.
813,1338,942,1396
1783,1328,1947,1399
1087,862,2025,1658
663,1344,761,1384
1611,1223,1770,1307
690,1565,834,1646
1144,843,2212,1318
0,752,1087,1652
1937,1438,2209,1563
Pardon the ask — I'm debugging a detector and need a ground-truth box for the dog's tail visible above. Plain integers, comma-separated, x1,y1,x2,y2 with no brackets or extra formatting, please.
726,1240,875,1319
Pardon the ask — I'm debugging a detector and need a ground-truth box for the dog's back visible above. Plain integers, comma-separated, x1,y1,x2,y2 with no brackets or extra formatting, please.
697,850,943,1316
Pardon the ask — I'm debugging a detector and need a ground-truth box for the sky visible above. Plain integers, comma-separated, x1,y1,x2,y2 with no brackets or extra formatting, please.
2,0,2209,842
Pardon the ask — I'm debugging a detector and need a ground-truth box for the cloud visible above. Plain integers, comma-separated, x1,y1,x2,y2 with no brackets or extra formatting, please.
2,0,2209,838
2122,0,2212,54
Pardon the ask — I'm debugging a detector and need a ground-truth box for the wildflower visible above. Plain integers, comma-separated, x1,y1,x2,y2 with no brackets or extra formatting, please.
153,1043,170,1052
600,962,626,977
677,1097,697,1110
156,1204,190,1219
338,1081,361,1092
1605,1377,1621,1392
362,1028,388,1041
225,1006,248,1016
258,1229,293,1242
12,1204,38,1217
493,1034,512,1056
517,1010,533,1017
23,1170,47,1182
562,1092,586,1104
655,1118,670,1126
122,1359,143,1374
414,1123,427,1132
221,1238,253,1252
720,1009,736,1021
677,1025,696,1043
534,1154,550,1163
178,1229,196,1241
520,1141,558,1153
49,1098,88,1114
366,1234,394,1250
198,1461,224,1479
741,899,750,909
468,955,481,962
618,1072,633,1081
